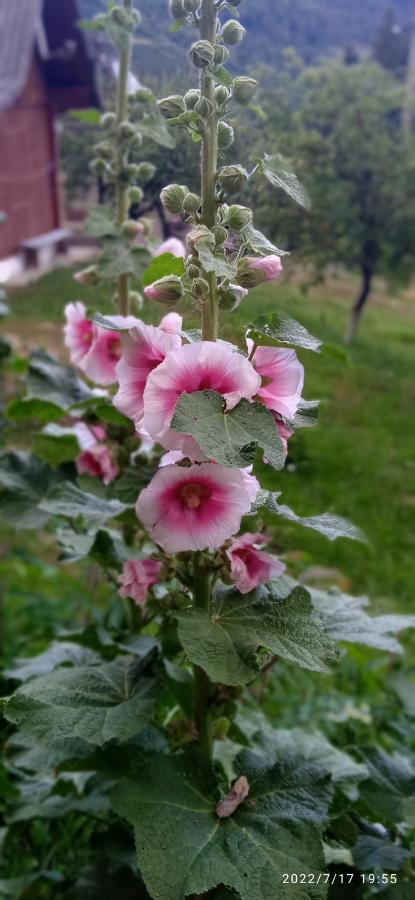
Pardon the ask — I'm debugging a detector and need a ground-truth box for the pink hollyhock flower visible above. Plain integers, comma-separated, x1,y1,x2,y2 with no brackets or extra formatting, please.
136,463,253,553
251,255,283,280
64,302,94,368
118,559,163,607
252,345,304,420
276,417,294,454
73,422,119,485
142,341,261,457
154,237,186,258
241,467,260,503
113,321,182,427
82,315,139,386
226,533,285,594
159,312,183,335
237,255,283,289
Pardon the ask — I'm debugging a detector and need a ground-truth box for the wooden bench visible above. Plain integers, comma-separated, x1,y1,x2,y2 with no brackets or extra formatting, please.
21,228,72,268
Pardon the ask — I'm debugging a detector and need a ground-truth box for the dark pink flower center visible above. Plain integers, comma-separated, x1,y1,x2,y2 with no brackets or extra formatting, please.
108,337,122,362
178,482,212,509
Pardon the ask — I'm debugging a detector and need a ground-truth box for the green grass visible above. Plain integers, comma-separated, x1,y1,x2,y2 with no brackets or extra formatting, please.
6,265,415,611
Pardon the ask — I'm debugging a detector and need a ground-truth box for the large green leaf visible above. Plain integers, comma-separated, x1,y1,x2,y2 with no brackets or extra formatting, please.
258,154,311,209
248,313,322,353
309,587,415,653
113,752,327,900
142,252,185,287
97,240,151,281
85,206,120,239
176,585,339,685
6,397,65,423
172,391,285,470
0,872,64,899
240,223,287,257
258,493,365,542
5,641,102,682
39,482,127,526
7,774,111,823
0,451,59,528
353,835,412,872
357,748,415,825
26,349,93,408
140,106,176,149
3,658,155,748
34,424,80,466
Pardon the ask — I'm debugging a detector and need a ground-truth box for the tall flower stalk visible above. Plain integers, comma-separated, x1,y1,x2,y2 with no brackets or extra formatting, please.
115,0,134,315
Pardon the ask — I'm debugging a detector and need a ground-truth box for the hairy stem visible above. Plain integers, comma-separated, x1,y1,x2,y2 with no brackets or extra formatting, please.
116,0,133,316
193,553,213,758
200,0,219,342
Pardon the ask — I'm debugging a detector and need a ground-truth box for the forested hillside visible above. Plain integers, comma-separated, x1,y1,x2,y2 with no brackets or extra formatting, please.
80,0,412,77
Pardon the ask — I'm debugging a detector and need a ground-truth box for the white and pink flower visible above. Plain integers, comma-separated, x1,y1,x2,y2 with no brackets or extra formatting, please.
251,344,304,420
226,532,285,594
64,302,94,368
113,321,182,428
118,559,163,607
136,463,253,553
154,237,186,258
159,312,183,335
142,341,261,457
73,422,118,485
82,315,138,387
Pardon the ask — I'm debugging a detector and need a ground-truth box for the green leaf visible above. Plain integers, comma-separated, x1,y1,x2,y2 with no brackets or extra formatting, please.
248,313,322,352
353,835,412,873
357,749,415,825
34,426,80,466
5,641,102,682
70,108,101,125
3,658,155,748
260,493,365,542
7,774,111,823
172,391,286,470
214,65,234,88
240,223,288,258
176,585,339,685
293,400,320,428
0,872,64,899
140,107,176,149
0,451,59,528
26,349,93,409
85,206,120,239
309,587,415,653
142,252,185,288
113,752,327,900
6,397,65,423
39,482,127,526
390,675,415,717
258,153,311,209
97,240,151,281
194,242,236,280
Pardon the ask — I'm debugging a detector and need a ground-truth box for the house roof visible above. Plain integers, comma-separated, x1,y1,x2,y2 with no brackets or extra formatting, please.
0,0,99,112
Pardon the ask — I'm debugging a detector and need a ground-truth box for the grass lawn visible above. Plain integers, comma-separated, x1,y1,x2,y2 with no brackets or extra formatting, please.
5,264,415,613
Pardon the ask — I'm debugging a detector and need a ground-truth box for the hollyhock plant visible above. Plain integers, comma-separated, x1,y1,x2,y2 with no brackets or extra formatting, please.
154,237,186,258
72,422,119,485
142,341,261,456
226,532,285,594
136,463,253,553
82,315,139,386
118,559,163,607
114,320,182,427
64,302,94,368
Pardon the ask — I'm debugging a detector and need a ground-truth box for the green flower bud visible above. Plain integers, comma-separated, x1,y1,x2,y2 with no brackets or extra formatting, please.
195,97,214,120
217,164,249,195
183,192,201,214
134,87,154,104
183,0,199,11
117,121,136,141
130,133,143,151
219,283,248,311
212,225,227,245
74,265,100,286
137,162,156,183
169,0,184,18
221,19,246,46
110,6,129,25
90,158,106,176
213,44,230,66
188,225,215,253
94,141,112,160
160,183,188,214
187,263,201,279
226,204,253,231
217,121,234,150
190,40,214,69
145,275,184,307
232,76,259,104
131,9,141,27
158,95,186,119
191,277,210,299
129,291,144,312
122,219,144,237
215,85,230,108
184,89,201,110
100,112,116,129
129,186,144,204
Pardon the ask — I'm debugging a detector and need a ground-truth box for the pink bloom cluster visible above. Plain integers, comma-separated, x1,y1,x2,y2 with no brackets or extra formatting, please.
73,422,118,485
226,533,285,594
118,559,163,607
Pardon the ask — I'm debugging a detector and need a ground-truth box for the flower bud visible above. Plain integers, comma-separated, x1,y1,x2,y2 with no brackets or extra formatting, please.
90,158,106,176
122,219,144,237
183,193,201,214
131,9,141,27
129,291,144,312
129,186,144,204
188,225,215,253
212,225,227,245
217,121,234,150
144,275,184,307
184,89,200,110
117,121,136,141
232,76,258,105
219,283,249,311
137,162,156,183
213,44,230,66
195,97,214,120
215,85,230,108
187,263,201,279
226,205,253,232
134,87,154,104
160,184,189,215
190,40,214,69
217,164,249,195
158,95,186,119
74,266,100,286
237,255,283,289
183,0,199,11
100,112,116,129
191,277,210,299
169,0,184,18
221,20,246,46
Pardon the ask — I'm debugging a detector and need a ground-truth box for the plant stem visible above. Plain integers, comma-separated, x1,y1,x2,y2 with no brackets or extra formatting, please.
116,0,133,316
193,553,213,758
200,0,219,342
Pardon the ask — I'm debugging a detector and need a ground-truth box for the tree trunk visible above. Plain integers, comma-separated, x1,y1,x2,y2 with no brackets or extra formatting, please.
345,263,373,343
